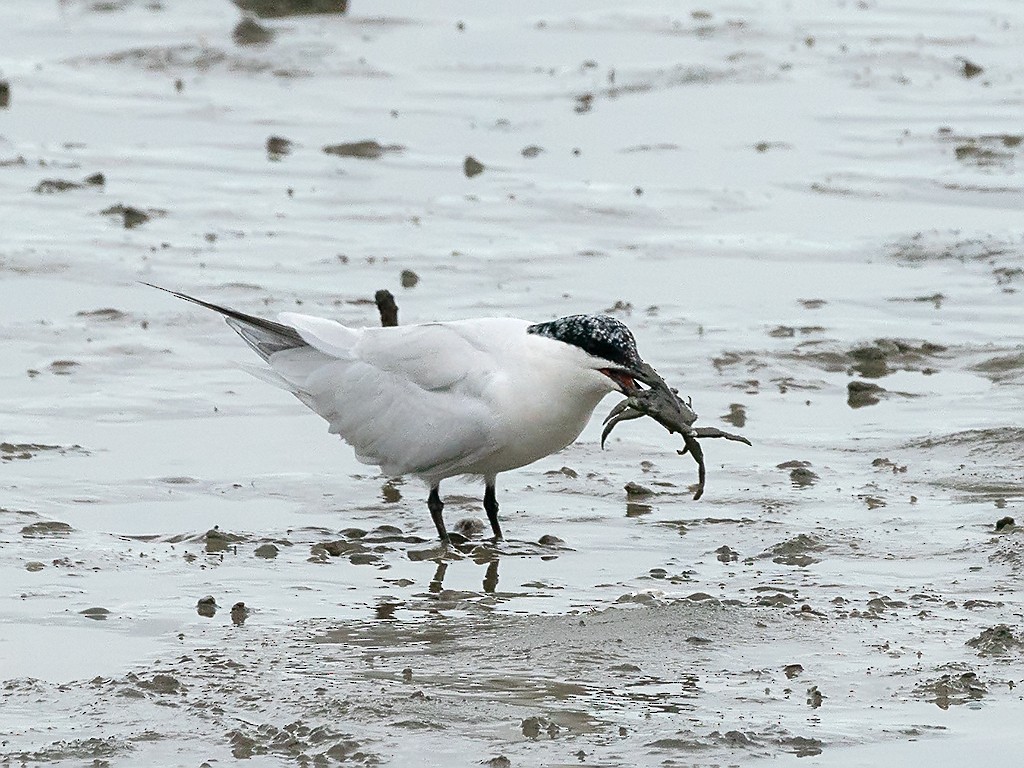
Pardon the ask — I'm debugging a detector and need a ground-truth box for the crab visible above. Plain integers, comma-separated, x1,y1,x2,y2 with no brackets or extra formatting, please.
601,362,751,500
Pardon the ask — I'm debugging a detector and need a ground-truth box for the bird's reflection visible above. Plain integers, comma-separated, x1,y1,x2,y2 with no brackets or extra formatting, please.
427,550,501,594
428,561,447,594
482,559,499,594
374,600,400,620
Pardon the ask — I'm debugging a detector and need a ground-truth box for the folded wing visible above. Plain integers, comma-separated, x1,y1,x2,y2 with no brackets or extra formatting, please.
273,316,504,478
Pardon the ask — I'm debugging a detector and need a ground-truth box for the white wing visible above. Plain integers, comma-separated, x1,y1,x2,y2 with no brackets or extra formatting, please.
261,314,520,480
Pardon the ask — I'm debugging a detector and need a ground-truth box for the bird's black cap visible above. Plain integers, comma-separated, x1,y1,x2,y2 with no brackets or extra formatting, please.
527,314,642,369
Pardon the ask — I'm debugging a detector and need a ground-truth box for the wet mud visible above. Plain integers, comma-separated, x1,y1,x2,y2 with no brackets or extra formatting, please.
2,1,1023,766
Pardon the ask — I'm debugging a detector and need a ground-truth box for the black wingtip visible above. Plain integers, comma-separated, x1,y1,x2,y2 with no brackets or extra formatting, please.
141,281,306,350
140,281,226,314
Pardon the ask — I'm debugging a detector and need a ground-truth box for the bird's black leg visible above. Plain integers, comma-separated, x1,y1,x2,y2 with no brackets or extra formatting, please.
428,486,450,544
484,483,503,541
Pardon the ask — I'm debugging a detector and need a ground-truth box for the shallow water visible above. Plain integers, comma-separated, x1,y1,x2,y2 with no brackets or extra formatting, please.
2,0,1023,765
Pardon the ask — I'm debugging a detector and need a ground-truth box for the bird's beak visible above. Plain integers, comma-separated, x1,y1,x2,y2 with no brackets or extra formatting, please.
601,360,668,397
627,361,667,391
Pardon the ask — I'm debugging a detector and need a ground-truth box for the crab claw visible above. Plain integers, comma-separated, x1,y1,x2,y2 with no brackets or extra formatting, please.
600,406,644,449
602,398,635,425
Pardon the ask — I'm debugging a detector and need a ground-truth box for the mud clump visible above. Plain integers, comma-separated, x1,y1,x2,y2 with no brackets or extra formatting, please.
0,80,9,108
76,307,126,321
972,352,1024,382
792,337,945,381
13,737,129,763
21,520,73,537
34,173,105,193
227,722,375,763
521,145,544,158
101,203,162,229
722,403,746,427
3,442,86,461
49,359,79,375
625,481,654,498
914,668,986,709
780,736,823,757
865,595,906,614
783,663,803,679
454,518,485,538
266,135,292,160
847,338,946,378
349,553,381,565
233,17,274,46
316,539,368,558
545,466,578,479
888,232,1018,264
847,380,885,408
205,526,245,553
934,126,1022,170
231,602,250,625
463,155,485,178
778,460,818,488
762,534,824,567
757,592,797,607
715,545,739,563
872,457,907,473
954,141,1013,167
959,57,984,78
229,729,259,759
80,607,111,620
323,140,403,159
197,595,217,617
254,543,279,558
400,269,419,288
995,516,1015,532
966,624,1024,656
380,482,402,505
134,673,183,695
806,685,824,708
232,0,349,18
521,716,561,739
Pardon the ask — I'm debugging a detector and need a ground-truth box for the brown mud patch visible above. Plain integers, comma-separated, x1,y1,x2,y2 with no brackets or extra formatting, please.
913,666,989,709
232,0,349,18
1,442,88,461
323,141,404,160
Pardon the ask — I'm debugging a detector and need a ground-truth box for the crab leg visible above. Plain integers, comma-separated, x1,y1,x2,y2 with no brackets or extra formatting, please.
679,431,707,500
692,426,752,446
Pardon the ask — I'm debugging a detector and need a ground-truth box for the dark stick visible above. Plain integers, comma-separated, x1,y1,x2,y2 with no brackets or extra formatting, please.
375,289,398,327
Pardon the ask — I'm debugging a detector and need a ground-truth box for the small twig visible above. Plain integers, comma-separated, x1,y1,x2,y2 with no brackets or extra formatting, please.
375,289,398,327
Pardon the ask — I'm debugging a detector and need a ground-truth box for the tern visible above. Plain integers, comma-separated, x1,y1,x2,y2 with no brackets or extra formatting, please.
151,286,669,544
